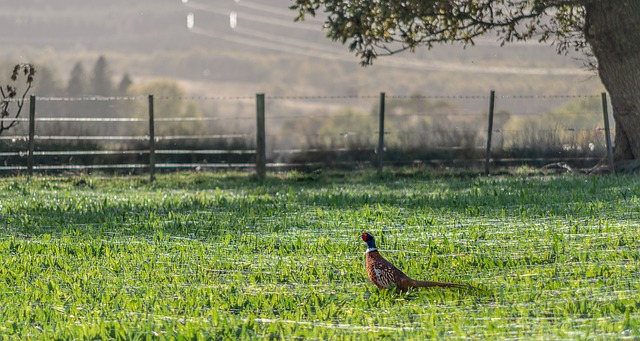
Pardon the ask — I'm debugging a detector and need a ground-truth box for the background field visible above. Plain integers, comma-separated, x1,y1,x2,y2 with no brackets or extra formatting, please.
1,170,639,339
0,0,603,102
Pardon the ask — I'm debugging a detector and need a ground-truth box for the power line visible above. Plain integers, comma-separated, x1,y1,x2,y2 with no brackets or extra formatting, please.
190,26,353,63
191,24,587,75
184,1,323,31
236,0,325,24
183,3,588,76
233,26,345,55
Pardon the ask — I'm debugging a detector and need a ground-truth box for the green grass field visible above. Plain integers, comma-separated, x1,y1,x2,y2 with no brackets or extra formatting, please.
1,170,638,340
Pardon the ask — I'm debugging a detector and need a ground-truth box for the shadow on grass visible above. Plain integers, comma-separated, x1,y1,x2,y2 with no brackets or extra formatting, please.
1,169,634,237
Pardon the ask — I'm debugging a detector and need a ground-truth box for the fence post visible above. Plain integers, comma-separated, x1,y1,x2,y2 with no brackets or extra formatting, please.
256,93,266,180
601,92,615,173
377,92,386,174
485,90,496,175
148,94,156,182
27,95,36,176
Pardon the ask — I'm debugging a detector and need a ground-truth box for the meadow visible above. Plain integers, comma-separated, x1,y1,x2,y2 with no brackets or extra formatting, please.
0,169,638,340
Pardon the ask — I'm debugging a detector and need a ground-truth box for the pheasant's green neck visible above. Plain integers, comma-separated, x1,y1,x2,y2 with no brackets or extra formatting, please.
365,238,377,252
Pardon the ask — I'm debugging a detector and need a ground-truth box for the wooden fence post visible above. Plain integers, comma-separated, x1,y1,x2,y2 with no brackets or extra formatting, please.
148,94,156,182
256,93,266,180
27,95,36,176
601,92,615,173
485,90,496,175
377,92,385,174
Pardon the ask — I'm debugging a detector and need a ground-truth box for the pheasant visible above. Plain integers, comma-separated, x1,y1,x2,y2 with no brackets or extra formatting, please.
361,232,470,293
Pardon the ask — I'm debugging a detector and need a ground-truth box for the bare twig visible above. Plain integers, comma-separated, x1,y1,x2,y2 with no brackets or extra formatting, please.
0,64,35,135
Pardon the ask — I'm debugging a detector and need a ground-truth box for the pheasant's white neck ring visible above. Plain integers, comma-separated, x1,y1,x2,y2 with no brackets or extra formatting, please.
366,247,378,254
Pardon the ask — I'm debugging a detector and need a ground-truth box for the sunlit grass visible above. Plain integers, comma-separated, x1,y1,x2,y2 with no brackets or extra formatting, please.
0,169,638,339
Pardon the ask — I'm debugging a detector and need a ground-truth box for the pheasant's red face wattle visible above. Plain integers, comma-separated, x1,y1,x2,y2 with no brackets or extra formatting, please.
361,233,368,241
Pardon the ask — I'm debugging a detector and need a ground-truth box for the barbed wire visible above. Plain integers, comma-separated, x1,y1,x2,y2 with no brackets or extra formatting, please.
387,95,490,100
497,94,601,99
0,109,609,123
34,96,146,102
155,116,253,122
10,92,637,102
267,95,379,100
11,95,257,102
0,116,254,123
153,96,255,101
36,117,146,122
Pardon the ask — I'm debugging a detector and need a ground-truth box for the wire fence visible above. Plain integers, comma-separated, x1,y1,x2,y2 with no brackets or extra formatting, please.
0,91,616,180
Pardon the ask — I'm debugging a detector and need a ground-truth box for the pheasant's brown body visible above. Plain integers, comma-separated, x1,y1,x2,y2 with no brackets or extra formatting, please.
362,232,469,293
366,250,412,290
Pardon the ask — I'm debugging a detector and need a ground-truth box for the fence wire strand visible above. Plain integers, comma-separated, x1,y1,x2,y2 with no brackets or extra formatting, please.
6,92,640,102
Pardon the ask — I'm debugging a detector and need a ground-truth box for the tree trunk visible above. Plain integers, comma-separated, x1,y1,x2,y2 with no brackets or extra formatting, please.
584,1,640,164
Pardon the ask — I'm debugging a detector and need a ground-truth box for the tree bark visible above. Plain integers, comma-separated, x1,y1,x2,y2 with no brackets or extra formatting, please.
584,0,640,163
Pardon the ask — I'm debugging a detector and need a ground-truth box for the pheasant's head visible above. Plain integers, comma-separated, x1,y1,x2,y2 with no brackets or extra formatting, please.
361,232,377,251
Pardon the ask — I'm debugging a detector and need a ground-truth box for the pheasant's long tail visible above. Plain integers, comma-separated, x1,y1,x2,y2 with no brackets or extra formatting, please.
410,279,470,289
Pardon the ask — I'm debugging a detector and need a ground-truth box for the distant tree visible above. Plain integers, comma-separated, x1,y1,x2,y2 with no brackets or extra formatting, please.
34,66,64,97
67,62,87,97
111,73,135,131
0,64,36,135
86,56,118,119
90,55,113,96
117,73,133,96
291,0,640,167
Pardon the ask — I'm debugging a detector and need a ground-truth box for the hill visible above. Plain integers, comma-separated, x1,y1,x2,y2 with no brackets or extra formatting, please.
0,0,603,111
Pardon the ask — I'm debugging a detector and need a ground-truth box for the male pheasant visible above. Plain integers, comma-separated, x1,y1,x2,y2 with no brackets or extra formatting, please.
361,232,469,293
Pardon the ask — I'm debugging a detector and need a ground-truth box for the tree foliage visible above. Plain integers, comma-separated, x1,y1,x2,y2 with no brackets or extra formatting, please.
90,55,113,96
117,73,133,96
291,0,588,66
67,62,87,98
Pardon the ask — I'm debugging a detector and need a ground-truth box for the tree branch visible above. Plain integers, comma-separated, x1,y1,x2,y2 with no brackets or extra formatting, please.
291,0,589,66
0,64,35,135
